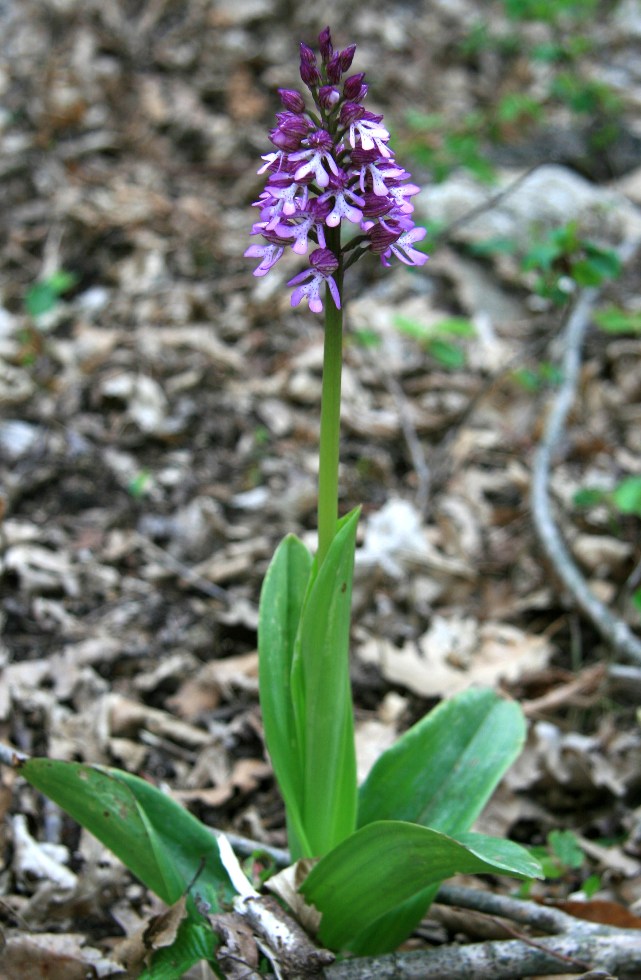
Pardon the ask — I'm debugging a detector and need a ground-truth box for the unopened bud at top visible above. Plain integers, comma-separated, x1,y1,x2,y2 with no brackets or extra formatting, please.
318,26,333,63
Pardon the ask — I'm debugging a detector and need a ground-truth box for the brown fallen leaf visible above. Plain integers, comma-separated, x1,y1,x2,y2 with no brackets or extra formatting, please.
113,895,189,975
543,898,641,929
0,932,121,979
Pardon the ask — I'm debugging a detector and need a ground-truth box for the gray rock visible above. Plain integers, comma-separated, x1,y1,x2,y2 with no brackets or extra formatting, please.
418,164,641,250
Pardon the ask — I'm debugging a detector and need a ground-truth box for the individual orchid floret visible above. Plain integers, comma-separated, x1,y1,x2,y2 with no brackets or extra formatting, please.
245,231,291,277
368,222,428,268
258,175,309,229
340,104,392,157
283,198,330,254
318,85,341,110
319,171,365,227
318,26,333,62
289,129,339,188
288,247,341,312
351,147,404,197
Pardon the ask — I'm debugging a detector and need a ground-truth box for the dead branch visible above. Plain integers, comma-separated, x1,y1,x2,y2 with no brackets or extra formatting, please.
530,238,641,666
323,932,641,979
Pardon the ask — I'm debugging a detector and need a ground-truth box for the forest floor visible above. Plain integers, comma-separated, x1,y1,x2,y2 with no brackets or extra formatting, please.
2,0,641,977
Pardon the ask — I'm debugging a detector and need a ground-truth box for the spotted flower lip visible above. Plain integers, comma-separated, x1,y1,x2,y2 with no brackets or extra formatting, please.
247,26,428,311
288,247,341,313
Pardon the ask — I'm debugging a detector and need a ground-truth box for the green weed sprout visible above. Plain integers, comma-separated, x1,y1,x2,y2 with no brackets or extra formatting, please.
11,27,541,971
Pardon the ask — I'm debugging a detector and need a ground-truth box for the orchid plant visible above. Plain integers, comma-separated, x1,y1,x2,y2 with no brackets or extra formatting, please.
246,26,540,952
5,26,541,975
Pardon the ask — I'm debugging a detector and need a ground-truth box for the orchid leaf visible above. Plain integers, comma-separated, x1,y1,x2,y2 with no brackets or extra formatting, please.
301,820,542,951
358,687,525,831
258,533,314,855
20,759,234,909
353,688,527,953
291,507,360,857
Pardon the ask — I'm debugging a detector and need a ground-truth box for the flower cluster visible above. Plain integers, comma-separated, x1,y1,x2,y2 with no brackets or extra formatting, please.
246,26,427,313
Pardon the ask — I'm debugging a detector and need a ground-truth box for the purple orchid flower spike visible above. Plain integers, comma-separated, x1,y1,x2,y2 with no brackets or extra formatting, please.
247,26,428,312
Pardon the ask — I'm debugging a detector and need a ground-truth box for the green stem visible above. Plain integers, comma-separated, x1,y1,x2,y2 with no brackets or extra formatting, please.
317,229,344,566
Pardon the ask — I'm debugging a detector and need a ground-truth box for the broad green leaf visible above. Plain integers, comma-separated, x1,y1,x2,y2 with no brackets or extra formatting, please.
291,508,360,857
21,759,234,908
301,820,542,950
258,534,313,856
358,688,525,832
354,688,526,953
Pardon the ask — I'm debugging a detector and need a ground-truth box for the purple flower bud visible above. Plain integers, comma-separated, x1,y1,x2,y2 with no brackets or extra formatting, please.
300,61,322,87
269,111,310,151
310,247,339,275
275,111,308,132
318,85,341,110
360,191,393,218
318,26,333,62
270,127,301,151
327,52,343,84
339,101,365,126
339,44,357,72
299,42,316,65
367,222,402,254
299,41,321,86
343,73,367,101
278,88,306,113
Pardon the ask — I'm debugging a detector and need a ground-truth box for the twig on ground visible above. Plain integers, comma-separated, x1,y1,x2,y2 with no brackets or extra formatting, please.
323,932,641,979
530,238,641,666
132,531,236,604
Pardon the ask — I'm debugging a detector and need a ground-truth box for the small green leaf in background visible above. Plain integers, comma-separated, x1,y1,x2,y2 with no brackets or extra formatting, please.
594,306,641,335
350,328,381,348
301,820,542,951
548,828,584,870
128,469,152,498
393,315,475,370
573,487,607,509
611,476,641,517
25,269,78,318
572,246,621,287
467,236,517,258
